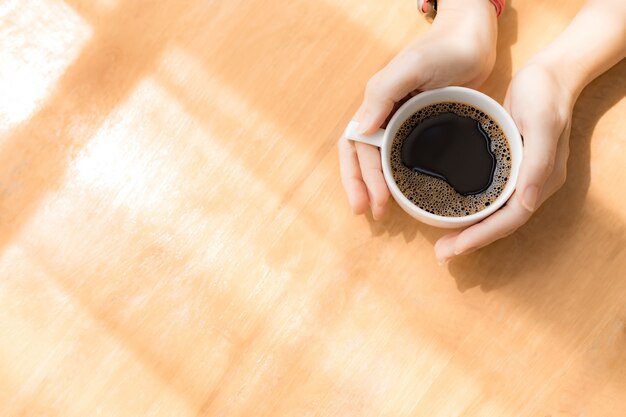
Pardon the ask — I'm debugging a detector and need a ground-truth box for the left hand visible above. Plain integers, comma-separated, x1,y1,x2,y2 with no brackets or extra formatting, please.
338,0,498,220
435,62,576,264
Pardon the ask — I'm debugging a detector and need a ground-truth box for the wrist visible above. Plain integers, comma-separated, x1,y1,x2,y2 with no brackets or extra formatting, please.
528,34,600,102
434,0,498,33
436,0,498,17
432,0,498,58
527,54,585,104
528,6,626,99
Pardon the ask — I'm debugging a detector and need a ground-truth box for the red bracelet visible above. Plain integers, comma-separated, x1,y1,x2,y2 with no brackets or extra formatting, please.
419,0,505,17
489,0,505,16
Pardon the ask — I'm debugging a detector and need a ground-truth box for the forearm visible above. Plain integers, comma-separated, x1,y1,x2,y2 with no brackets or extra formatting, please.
531,0,626,98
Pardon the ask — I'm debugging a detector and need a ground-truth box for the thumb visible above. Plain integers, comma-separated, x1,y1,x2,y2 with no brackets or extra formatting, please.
356,55,423,134
515,121,560,212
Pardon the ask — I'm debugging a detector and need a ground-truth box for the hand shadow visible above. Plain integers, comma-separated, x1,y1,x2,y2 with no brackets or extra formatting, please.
447,60,626,292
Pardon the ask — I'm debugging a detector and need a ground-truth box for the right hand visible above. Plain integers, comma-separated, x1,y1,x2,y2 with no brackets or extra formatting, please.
339,0,498,219
434,61,576,263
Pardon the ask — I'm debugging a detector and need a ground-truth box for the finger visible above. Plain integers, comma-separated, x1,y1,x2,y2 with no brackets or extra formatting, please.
434,231,461,265
515,119,563,212
434,191,532,262
338,135,369,214
355,142,390,220
503,86,512,113
357,54,424,134
536,124,572,204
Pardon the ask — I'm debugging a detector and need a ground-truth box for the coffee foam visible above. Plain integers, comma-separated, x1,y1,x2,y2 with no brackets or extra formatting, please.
391,102,512,217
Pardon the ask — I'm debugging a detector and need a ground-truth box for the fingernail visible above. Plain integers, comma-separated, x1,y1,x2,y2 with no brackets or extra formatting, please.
357,112,374,134
522,185,540,212
435,249,451,266
347,196,357,213
455,244,480,256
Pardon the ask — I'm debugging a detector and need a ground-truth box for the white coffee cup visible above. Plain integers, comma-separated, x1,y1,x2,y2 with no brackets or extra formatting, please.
344,86,522,229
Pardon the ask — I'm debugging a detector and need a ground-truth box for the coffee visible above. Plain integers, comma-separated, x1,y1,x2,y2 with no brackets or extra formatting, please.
391,102,511,217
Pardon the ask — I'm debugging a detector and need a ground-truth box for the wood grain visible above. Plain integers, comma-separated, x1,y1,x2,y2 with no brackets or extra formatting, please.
0,0,624,415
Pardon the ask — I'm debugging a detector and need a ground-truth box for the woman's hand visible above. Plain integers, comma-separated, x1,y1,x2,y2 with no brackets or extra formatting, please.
435,62,575,263
338,0,498,219
435,0,626,263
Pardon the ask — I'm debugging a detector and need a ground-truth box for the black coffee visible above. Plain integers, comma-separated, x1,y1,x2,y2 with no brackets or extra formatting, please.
391,102,511,217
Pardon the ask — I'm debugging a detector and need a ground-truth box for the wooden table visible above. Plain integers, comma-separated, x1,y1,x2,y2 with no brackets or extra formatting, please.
1,0,624,415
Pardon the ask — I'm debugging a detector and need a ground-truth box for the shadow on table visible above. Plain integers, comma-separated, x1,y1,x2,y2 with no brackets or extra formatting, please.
481,0,519,102
448,60,626,292
365,203,439,245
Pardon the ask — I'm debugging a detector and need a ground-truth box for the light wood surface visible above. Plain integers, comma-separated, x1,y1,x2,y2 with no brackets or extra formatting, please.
1,0,624,415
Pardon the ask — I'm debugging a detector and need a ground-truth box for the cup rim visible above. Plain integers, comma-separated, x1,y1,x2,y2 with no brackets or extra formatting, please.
380,86,523,225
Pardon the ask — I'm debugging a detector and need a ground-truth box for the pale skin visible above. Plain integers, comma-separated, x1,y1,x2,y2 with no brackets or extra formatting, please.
338,0,626,264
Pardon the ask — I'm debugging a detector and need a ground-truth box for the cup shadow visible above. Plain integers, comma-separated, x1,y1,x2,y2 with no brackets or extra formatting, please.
366,203,442,245
447,60,626,292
